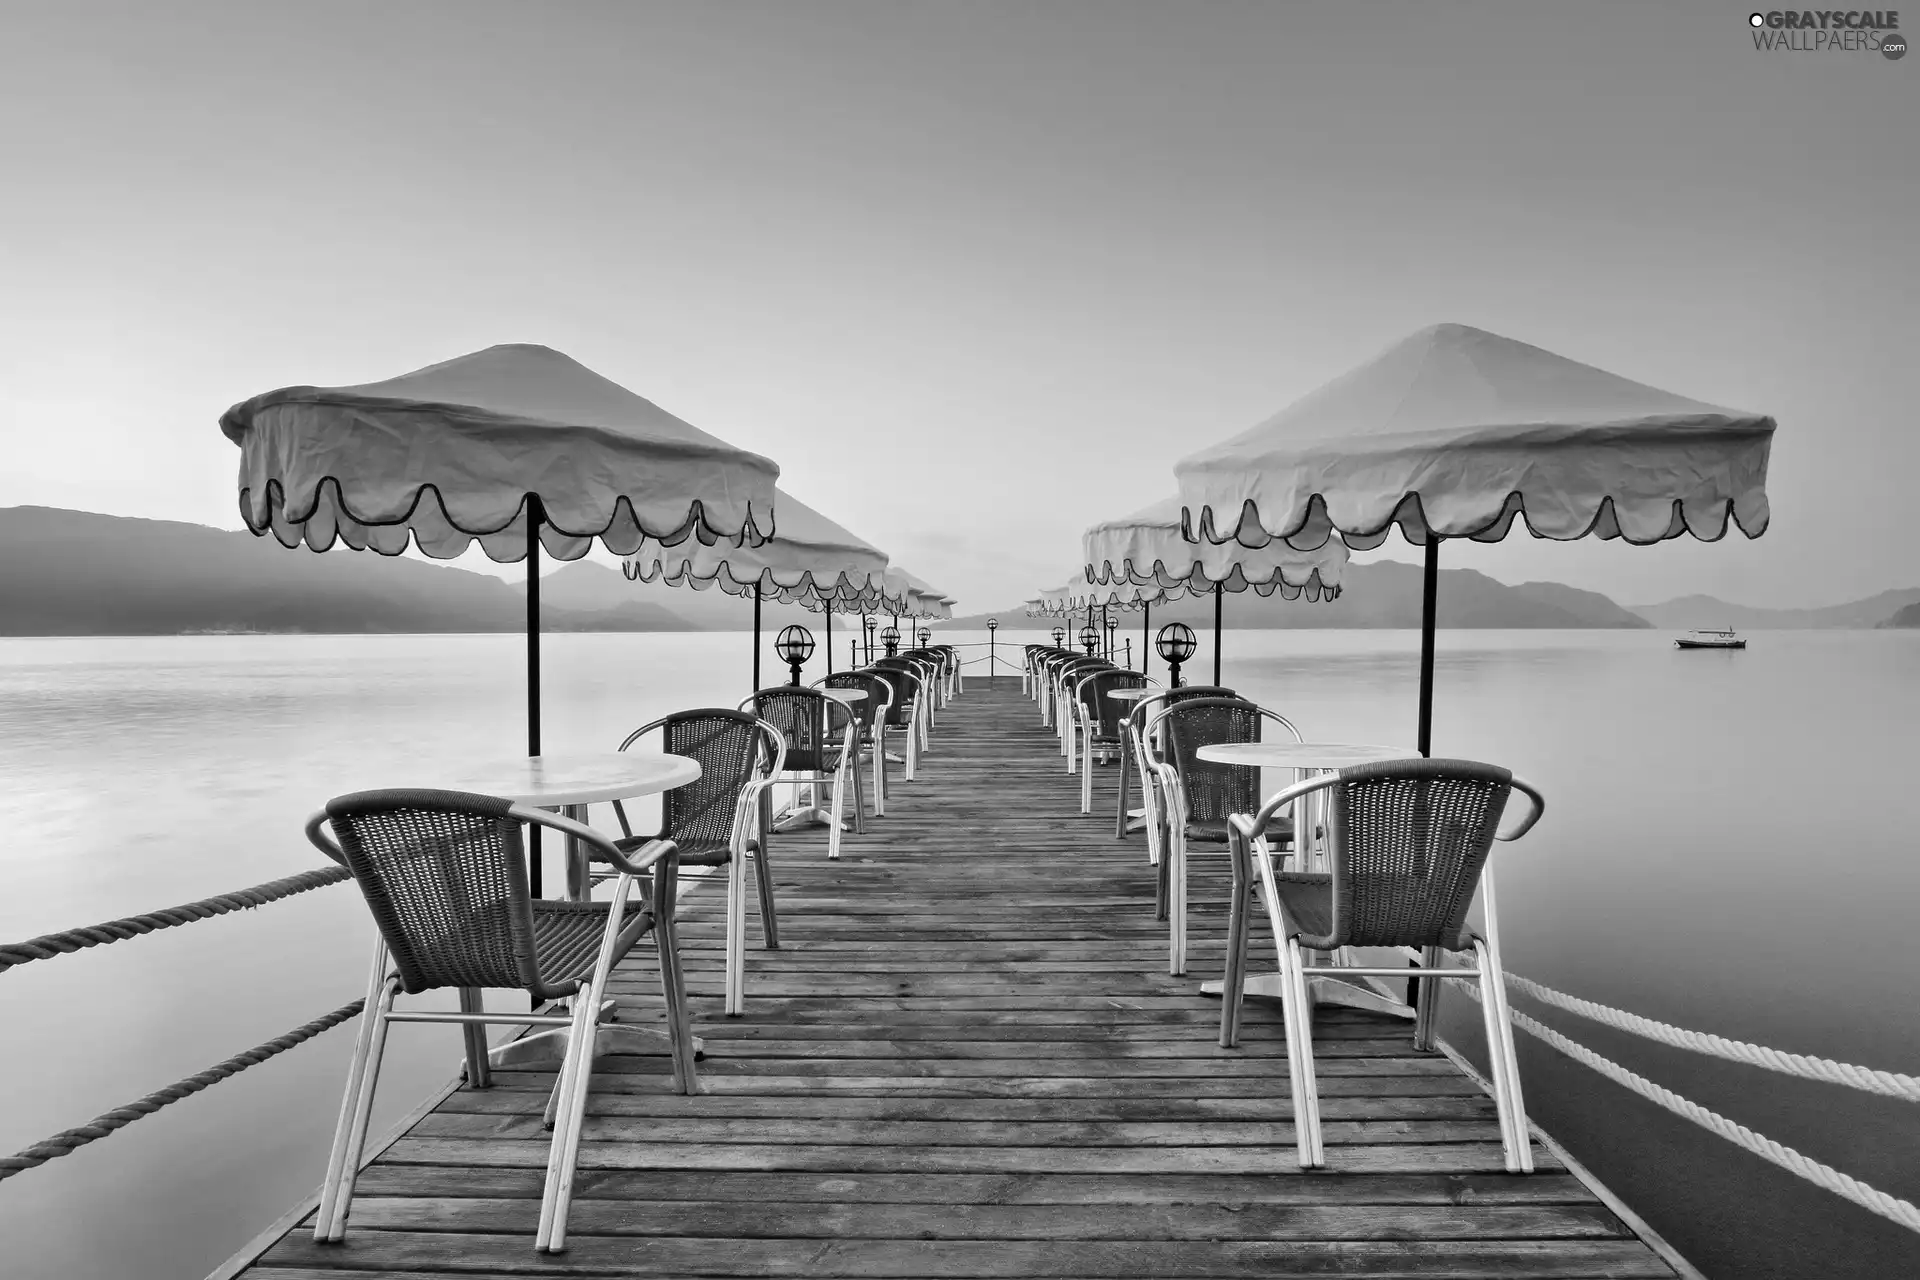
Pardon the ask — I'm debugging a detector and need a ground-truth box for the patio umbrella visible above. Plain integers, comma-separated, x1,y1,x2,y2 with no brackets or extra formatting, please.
221,342,780,756
623,486,890,690
1175,322,1774,753
1085,495,1348,684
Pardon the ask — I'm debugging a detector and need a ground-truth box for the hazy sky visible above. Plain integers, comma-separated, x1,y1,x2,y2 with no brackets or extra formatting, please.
2,1,1913,611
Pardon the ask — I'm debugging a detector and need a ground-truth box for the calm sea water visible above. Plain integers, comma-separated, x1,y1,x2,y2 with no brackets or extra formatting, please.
0,629,1915,1279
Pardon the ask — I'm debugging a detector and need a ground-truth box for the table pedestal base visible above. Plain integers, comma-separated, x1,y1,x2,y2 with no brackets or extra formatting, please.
774,807,848,832
488,1000,706,1068
1199,973,1415,1020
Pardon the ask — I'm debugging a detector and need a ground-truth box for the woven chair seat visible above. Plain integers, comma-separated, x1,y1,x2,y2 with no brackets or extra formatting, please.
1185,813,1294,845
1266,870,1474,954
615,833,732,867
529,898,654,989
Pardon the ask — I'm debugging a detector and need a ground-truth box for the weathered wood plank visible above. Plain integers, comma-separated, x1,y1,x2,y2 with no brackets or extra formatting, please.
256,1233,1676,1277
229,682,1674,1279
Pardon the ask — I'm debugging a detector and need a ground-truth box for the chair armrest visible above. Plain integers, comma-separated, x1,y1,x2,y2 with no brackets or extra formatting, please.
304,810,347,866
511,804,678,877
1496,775,1546,841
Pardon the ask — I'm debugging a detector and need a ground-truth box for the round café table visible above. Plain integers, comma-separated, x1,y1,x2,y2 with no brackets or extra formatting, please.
425,751,704,1068
1105,687,1164,838
1191,741,1420,1019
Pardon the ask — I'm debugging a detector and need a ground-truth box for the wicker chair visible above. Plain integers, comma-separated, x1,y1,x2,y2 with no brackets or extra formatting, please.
1069,668,1150,812
1221,760,1545,1171
1116,686,1235,844
304,790,694,1253
903,648,950,709
876,655,939,747
1049,656,1110,747
820,671,892,815
609,710,782,1017
872,659,931,764
863,667,919,781
930,644,963,696
1144,696,1301,976
742,687,860,860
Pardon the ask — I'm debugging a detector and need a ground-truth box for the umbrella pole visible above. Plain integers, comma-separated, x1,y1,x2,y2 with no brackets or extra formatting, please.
526,496,543,899
1213,582,1223,686
1418,538,1440,757
825,605,833,676
1142,602,1150,676
752,583,763,693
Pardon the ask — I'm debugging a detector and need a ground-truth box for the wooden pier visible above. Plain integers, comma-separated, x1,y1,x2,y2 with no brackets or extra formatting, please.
225,679,1690,1279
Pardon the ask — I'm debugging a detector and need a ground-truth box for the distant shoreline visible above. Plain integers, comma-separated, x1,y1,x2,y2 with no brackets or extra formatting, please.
0,624,1908,640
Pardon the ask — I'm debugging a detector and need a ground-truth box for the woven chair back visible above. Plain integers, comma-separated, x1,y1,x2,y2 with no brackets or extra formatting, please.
1165,684,1236,704
824,672,886,731
656,711,765,854
871,661,922,727
1159,697,1265,828
751,689,836,773
1318,758,1513,951
1077,669,1149,737
324,788,543,996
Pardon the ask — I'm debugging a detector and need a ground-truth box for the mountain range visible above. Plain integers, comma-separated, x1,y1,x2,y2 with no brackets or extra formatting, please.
1,506,1915,635
948,561,1655,630
1629,590,1920,630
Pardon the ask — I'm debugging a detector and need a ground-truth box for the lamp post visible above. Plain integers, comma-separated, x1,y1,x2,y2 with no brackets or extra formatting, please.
1156,622,1197,688
916,626,931,648
1078,624,1099,656
881,625,900,658
986,617,997,684
1050,626,1065,648
1102,613,1117,661
775,624,815,686
863,615,877,665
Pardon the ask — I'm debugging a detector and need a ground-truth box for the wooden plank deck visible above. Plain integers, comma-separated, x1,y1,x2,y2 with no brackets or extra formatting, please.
232,678,1685,1279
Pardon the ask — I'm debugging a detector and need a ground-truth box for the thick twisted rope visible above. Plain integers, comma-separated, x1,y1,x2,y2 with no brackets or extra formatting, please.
0,866,350,973
1503,972,1920,1103
1452,983,1920,1234
0,999,365,1180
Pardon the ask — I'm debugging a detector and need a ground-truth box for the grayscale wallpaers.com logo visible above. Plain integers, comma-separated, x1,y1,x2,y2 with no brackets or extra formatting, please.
1748,10,1906,57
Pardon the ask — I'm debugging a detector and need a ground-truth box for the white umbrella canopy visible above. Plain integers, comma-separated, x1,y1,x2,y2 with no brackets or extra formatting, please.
1086,496,1347,600
1086,496,1350,683
621,485,891,689
222,343,780,559
1174,322,1776,751
1176,322,1773,551
220,343,783,778
888,569,953,621
622,486,888,598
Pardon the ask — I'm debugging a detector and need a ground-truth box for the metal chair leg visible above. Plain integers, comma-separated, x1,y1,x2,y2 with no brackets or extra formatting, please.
458,988,492,1089
724,854,747,1015
750,837,779,950
1219,844,1251,1049
535,982,597,1252
652,862,699,1093
321,971,399,1240
314,942,391,1243
1168,830,1189,976
1411,945,1443,1051
1282,938,1325,1167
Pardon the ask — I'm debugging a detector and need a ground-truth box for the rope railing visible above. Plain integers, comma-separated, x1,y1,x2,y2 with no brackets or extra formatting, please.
0,998,365,1180
1504,971,1920,1103
1450,974,1920,1235
0,866,351,973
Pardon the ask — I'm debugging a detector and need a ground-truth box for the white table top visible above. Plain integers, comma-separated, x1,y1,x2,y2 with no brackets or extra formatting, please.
1106,687,1160,702
1195,742,1421,770
822,688,868,703
429,752,702,807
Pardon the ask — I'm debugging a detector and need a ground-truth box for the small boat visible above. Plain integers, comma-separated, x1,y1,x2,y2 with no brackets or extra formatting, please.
1674,627,1745,650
